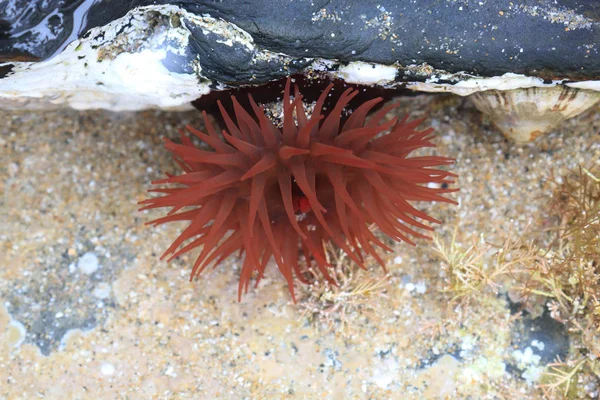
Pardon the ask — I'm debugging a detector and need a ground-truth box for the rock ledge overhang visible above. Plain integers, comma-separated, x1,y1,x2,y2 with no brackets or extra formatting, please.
0,1,598,111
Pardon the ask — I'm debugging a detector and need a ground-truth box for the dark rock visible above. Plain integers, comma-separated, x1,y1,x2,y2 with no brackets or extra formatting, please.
1,0,599,85
2,242,134,356
507,301,570,381
0,62,13,77
184,18,312,83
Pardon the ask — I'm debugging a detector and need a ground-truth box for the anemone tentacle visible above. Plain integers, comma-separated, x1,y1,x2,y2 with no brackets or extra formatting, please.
140,78,458,301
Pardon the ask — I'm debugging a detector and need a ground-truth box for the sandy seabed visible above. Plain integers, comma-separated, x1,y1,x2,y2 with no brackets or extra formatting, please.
1,94,599,399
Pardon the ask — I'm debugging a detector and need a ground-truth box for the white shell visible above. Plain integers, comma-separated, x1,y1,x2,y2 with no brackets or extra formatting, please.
469,87,600,143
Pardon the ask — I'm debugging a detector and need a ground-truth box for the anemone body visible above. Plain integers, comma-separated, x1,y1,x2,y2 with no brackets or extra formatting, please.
140,79,457,301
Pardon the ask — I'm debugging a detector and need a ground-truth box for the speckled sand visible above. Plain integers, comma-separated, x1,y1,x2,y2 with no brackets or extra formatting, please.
1,95,599,399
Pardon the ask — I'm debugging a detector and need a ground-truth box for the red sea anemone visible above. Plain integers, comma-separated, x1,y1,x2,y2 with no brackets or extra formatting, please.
140,78,457,301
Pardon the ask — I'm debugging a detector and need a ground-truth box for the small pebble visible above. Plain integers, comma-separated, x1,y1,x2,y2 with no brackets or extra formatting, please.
93,283,111,299
100,362,115,376
415,282,427,294
6,320,27,348
78,252,99,274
